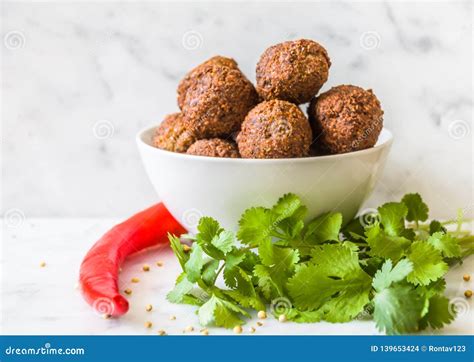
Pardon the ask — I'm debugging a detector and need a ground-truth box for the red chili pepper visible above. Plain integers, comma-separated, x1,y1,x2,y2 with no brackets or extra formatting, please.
79,203,186,317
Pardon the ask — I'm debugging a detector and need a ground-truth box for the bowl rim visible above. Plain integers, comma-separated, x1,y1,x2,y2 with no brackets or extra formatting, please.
136,125,393,164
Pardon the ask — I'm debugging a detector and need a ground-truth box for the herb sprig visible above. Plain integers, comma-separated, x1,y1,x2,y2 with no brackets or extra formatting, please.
167,193,473,334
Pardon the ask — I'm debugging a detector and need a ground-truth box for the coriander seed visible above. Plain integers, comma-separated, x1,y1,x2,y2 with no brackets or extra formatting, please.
233,325,243,334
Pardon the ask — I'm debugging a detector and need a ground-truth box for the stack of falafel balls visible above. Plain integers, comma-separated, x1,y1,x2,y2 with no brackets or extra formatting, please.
153,39,384,159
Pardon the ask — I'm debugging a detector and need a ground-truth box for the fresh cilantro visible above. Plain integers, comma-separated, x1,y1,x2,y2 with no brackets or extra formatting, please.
372,259,413,292
237,207,273,246
373,284,424,334
427,232,461,258
429,220,447,235
184,244,205,282
169,234,188,269
198,294,249,328
166,192,471,334
201,260,220,286
418,295,455,330
286,308,324,323
406,241,448,285
378,202,408,236
211,230,235,255
402,193,429,223
303,212,343,244
166,273,194,303
288,244,371,322
365,223,410,262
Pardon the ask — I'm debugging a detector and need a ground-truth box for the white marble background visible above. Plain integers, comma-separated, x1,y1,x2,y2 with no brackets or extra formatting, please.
2,0,473,219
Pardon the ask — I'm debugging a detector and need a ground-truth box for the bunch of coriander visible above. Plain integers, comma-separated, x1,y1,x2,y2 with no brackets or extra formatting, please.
167,193,473,334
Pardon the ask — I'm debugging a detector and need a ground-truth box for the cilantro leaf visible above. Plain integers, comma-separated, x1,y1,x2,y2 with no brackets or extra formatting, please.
420,278,447,299
239,251,260,273
169,234,189,269
286,308,324,323
310,243,361,275
253,264,280,300
167,273,194,303
378,202,407,236
259,240,299,269
197,217,221,241
289,244,371,321
222,289,266,311
223,266,255,296
237,207,273,246
406,241,448,286
341,217,366,241
372,259,413,292
198,294,249,328
402,193,429,223
366,224,411,262
429,220,447,235
195,217,228,259
225,250,246,270
304,212,343,244
427,232,461,258
272,193,304,221
373,284,424,334
252,244,299,302
419,295,455,330
201,259,220,286
184,244,206,282
211,230,235,255
287,264,335,310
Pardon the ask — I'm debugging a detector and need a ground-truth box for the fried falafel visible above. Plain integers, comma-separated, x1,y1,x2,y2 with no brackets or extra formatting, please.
237,100,312,158
256,39,331,104
178,57,259,138
308,85,383,154
152,112,196,153
177,56,238,109
186,138,240,158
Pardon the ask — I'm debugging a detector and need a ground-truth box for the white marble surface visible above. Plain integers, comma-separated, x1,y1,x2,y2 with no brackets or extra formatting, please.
0,218,473,335
2,1,473,219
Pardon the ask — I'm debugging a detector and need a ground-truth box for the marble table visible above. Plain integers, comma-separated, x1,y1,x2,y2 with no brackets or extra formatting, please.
1,218,472,335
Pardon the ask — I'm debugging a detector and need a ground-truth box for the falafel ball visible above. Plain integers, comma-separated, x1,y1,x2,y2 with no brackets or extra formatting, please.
256,39,331,104
177,56,238,109
237,100,312,158
152,112,196,153
308,85,383,154
179,59,259,139
186,138,240,158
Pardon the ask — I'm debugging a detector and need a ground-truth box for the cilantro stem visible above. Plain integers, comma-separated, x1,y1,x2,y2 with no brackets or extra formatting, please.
441,218,472,226
212,262,226,285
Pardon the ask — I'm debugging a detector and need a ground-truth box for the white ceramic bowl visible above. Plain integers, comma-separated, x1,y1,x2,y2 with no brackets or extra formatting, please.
137,126,393,233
